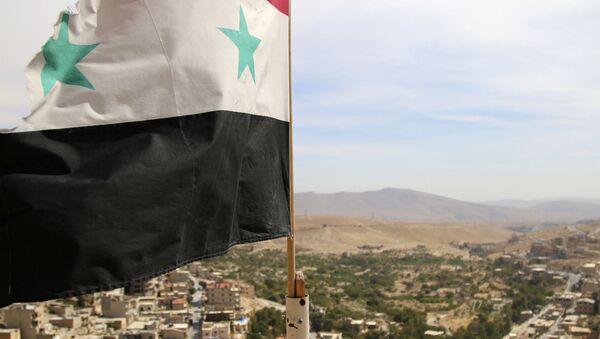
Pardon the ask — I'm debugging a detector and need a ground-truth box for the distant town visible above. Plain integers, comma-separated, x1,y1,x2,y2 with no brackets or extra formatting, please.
3,221,600,339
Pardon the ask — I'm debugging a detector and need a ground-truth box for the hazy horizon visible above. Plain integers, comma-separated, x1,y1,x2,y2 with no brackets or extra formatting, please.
2,0,600,201
295,187,600,205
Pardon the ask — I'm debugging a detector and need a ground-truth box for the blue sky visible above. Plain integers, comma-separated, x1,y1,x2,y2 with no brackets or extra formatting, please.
1,1,600,201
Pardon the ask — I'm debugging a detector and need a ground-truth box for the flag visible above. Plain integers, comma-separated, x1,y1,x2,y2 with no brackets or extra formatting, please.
0,0,290,307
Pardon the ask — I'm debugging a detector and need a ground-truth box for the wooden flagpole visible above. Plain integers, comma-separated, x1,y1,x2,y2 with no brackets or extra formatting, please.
286,0,296,299
286,1,310,338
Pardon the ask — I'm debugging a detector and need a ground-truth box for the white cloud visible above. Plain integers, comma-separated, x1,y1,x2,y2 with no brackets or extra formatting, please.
293,0,600,121
430,114,508,126
296,142,401,158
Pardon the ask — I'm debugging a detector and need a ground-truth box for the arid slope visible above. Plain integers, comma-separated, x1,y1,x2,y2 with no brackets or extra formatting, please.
256,216,513,254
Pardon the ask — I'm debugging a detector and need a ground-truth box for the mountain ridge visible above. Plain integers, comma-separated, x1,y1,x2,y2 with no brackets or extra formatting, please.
295,188,600,224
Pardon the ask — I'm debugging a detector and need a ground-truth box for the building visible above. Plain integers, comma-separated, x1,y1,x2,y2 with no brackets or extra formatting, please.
560,315,580,330
310,332,343,339
529,241,566,259
582,263,598,277
520,310,533,322
34,335,58,339
202,321,231,339
225,280,256,299
171,282,190,294
205,311,235,322
158,310,191,325
46,303,73,317
575,298,596,315
48,316,82,329
161,324,188,339
529,241,552,257
232,317,249,334
205,283,240,310
568,326,592,337
137,297,158,314
119,320,160,339
101,296,135,319
1,304,45,339
531,319,554,334
0,329,21,339
170,298,188,311
119,330,158,339
365,321,379,331
187,262,207,278
553,292,580,308
95,317,128,331
168,271,191,284
582,279,600,301
125,278,151,296
119,330,160,339
346,319,366,334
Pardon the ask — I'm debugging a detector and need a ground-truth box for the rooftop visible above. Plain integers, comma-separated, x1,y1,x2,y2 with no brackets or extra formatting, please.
207,282,231,290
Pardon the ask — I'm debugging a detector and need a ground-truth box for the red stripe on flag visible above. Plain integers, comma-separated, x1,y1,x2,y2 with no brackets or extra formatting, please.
267,0,289,16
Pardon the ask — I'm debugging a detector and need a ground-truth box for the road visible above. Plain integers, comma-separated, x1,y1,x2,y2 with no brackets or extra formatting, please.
188,274,203,339
563,273,581,293
539,273,580,339
505,272,581,339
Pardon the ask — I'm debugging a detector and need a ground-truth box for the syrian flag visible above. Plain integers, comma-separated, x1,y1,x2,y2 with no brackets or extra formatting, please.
0,0,290,307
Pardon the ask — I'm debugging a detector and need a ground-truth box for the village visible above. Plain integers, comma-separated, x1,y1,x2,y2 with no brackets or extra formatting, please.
0,262,256,339
2,223,600,338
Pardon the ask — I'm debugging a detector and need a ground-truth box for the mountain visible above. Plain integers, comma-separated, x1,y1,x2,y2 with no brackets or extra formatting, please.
529,200,600,220
485,198,600,209
295,188,600,224
483,199,545,209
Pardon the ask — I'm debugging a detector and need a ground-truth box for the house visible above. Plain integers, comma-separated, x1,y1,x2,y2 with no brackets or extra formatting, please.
170,298,188,311
225,280,256,299
205,283,240,310
581,263,598,277
232,317,249,334
568,326,592,338
553,292,580,308
168,270,191,284
1,303,45,339
520,310,533,322
48,316,82,329
101,296,135,319
161,323,188,339
575,298,596,315
0,329,21,339
120,320,160,339
202,321,231,339
311,332,343,339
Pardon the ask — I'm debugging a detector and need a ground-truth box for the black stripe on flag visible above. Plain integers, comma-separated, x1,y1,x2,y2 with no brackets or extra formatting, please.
0,110,290,306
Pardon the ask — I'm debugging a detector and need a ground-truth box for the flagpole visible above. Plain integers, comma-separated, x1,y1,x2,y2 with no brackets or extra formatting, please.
286,0,296,300
286,0,310,338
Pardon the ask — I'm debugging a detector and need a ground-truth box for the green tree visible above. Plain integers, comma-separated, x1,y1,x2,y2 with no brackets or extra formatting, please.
248,307,285,339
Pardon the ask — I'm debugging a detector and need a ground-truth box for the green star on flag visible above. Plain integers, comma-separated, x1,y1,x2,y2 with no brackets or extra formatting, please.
41,13,99,96
219,7,261,83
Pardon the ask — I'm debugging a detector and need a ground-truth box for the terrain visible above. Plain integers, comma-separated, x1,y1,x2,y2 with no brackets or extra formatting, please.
295,188,600,224
256,215,514,254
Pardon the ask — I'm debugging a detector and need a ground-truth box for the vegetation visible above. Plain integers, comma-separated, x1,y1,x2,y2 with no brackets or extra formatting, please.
204,248,557,338
491,258,556,323
248,307,286,339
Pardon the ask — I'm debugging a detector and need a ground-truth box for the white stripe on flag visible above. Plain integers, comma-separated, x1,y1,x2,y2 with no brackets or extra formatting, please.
16,0,289,133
